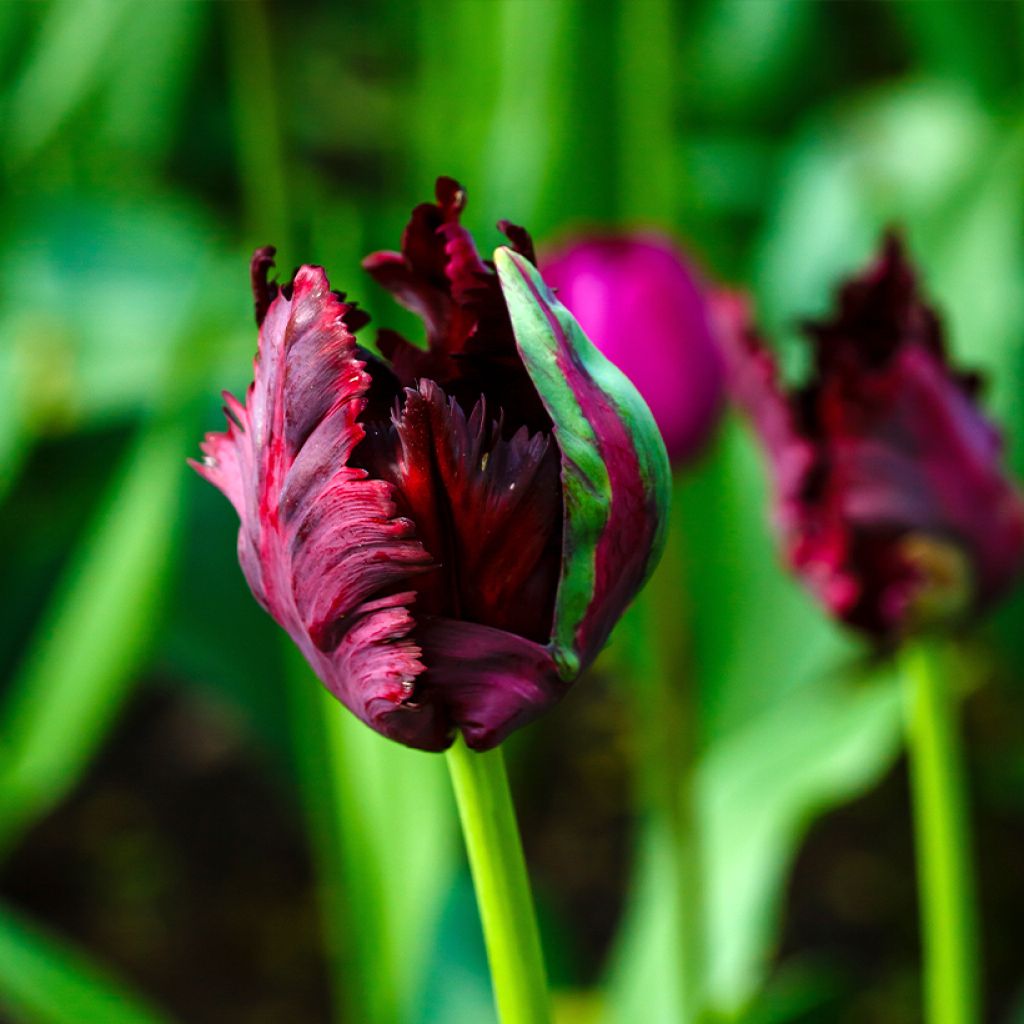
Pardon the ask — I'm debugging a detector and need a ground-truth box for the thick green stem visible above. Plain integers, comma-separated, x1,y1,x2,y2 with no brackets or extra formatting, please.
901,639,981,1024
445,739,552,1024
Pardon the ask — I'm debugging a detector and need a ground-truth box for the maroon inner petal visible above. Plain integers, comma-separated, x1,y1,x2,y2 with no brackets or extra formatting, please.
353,378,563,643
362,177,550,436
415,618,565,750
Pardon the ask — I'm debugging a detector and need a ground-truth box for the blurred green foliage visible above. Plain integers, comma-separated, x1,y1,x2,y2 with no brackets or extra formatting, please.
2,1,1024,1022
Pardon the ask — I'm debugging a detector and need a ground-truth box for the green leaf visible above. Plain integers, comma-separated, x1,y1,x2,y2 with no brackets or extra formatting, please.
0,417,187,849
700,670,902,1016
602,422,904,1021
286,648,458,1023
5,0,132,164
754,79,991,344
478,0,577,224
97,2,206,162
2,197,217,433
0,338,36,504
687,430,902,1016
0,900,173,1024
602,672,901,1023
689,0,818,120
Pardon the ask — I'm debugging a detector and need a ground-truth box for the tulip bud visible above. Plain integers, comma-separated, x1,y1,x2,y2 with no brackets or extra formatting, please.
541,234,726,465
195,179,670,750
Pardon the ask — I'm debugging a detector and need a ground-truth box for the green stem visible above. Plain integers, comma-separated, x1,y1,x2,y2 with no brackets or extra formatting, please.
637,522,706,1022
900,639,981,1024
617,0,677,222
224,0,291,252
445,738,552,1024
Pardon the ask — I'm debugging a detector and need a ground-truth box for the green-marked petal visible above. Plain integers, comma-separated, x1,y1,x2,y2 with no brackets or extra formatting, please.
495,246,671,677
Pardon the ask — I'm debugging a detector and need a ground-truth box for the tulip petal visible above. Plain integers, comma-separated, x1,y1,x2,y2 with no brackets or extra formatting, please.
494,246,671,677
356,379,563,643
416,618,564,750
194,266,450,750
363,178,550,434
540,234,726,464
720,238,1024,638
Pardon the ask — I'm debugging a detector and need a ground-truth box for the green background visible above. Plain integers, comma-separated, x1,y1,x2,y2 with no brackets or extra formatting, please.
1,1,1024,1022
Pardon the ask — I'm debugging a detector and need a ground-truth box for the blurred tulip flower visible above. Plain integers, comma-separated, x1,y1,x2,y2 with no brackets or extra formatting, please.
721,233,1024,639
195,178,670,751
541,233,725,464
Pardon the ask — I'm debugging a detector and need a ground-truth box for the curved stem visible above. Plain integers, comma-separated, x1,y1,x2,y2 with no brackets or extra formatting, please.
445,739,552,1024
901,639,981,1024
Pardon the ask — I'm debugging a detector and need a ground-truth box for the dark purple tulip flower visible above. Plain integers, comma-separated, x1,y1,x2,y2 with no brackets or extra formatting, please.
720,234,1024,640
541,233,726,465
195,178,670,751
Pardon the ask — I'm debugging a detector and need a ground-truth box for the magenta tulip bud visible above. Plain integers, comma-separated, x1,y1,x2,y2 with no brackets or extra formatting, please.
540,233,726,465
720,233,1024,640
194,179,670,751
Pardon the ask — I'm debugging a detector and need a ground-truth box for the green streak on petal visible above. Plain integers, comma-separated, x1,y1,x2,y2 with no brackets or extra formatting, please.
495,248,605,676
495,246,671,676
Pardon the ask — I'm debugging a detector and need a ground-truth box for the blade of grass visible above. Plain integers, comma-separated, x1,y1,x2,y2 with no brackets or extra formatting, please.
5,0,131,166
617,0,677,222
99,1,206,162
224,0,290,254
0,338,35,504
481,0,576,225
0,415,187,851
0,899,174,1024
285,647,457,1023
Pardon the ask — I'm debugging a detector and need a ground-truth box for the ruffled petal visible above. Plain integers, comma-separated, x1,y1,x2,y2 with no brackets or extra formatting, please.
362,178,550,434
361,176,486,355
194,265,449,750
721,237,1024,638
804,232,945,374
355,379,563,643
712,291,816,536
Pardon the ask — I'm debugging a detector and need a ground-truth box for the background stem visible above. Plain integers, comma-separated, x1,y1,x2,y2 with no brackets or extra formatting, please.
224,0,290,253
445,739,551,1024
637,524,707,1022
901,638,981,1024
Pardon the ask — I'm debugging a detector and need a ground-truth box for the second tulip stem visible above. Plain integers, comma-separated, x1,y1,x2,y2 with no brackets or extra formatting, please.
901,638,980,1024
446,737,552,1024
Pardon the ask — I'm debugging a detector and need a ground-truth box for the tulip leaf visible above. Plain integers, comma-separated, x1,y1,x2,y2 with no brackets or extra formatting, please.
286,648,458,1024
700,670,902,1015
0,417,187,850
5,0,132,164
0,900,173,1024
601,420,905,1022
414,873,497,1024
602,670,901,1023
0,339,35,504
5,199,212,431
